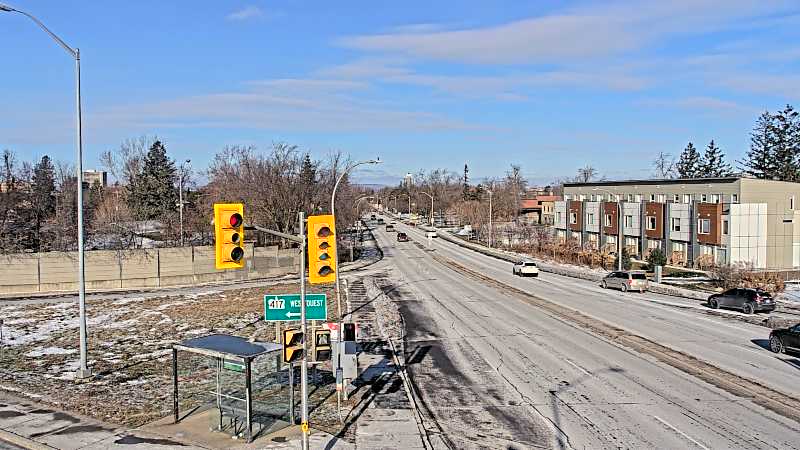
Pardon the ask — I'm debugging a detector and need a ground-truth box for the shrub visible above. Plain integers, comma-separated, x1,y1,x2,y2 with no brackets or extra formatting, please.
613,248,632,271
646,248,667,270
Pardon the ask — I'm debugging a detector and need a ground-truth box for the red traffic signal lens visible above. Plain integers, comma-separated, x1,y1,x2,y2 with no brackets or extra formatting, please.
230,246,244,262
317,226,331,238
229,213,243,227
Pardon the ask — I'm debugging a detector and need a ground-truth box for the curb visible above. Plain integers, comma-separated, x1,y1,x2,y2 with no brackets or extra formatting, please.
0,429,55,450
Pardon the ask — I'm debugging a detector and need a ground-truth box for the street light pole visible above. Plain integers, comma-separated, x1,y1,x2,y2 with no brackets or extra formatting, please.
178,160,191,247
419,191,434,226
487,189,493,248
1,3,91,379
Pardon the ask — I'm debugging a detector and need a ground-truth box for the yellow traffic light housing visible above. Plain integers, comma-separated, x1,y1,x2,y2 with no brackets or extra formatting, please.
283,328,304,363
307,215,337,284
214,203,245,269
313,329,331,361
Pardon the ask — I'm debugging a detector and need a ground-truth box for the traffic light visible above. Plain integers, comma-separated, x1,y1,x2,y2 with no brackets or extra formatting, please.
313,329,331,361
214,203,245,270
307,215,337,284
283,328,304,363
342,323,356,341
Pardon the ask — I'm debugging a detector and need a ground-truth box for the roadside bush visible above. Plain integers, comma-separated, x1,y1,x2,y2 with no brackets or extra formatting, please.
646,248,667,271
613,249,632,271
710,262,786,293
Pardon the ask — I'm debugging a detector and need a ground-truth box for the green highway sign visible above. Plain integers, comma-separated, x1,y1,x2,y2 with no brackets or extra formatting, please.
264,293,327,322
223,360,244,372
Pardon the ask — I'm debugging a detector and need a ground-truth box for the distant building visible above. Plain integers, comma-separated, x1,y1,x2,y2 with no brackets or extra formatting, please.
553,177,800,271
520,195,561,224
83,170,107,188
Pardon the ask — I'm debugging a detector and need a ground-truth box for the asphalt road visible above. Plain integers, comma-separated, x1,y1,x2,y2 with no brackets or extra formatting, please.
394,220,800,400
371,218,800,449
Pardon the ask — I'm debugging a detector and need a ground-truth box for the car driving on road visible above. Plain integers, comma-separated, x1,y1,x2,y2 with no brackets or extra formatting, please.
512,260,539,277
769,323,800,353
426,230,437,239
385,224,395,232
707,288,775,314
601,271,648,292
397,232,409,242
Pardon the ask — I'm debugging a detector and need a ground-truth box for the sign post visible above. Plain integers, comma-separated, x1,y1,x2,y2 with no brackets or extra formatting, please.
298,211,309,450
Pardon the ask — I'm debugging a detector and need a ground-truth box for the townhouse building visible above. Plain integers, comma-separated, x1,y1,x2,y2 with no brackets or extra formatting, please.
553,177,800,271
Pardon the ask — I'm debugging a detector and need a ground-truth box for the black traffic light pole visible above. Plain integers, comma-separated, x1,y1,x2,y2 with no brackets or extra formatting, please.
246,219,310,450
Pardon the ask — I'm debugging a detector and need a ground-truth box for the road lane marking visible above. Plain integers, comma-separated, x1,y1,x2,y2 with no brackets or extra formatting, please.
652,415,709,450
564,359,592,376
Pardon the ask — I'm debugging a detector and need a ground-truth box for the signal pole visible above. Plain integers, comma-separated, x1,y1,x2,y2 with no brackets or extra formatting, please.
298,211,309,450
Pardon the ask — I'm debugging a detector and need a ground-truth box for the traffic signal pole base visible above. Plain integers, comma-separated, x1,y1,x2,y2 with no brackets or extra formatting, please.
75,367,92,379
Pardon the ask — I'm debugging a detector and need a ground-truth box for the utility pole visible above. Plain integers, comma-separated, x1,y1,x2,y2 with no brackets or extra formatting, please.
178,159,190,246
487,189,493,248
298,212,309,450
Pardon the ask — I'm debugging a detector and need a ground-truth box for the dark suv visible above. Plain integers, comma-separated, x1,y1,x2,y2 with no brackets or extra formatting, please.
769,323,800,353
707,288,775,314
397,232,409,242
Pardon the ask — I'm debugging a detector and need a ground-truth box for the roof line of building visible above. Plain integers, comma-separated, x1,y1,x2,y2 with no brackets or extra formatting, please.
563,177,742,187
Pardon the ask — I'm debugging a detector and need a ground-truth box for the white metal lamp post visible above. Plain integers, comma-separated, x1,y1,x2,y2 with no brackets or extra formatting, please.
1,3,91,378
593,188,623,271
486,189,493,248
178,159,191,247
419,191,434,226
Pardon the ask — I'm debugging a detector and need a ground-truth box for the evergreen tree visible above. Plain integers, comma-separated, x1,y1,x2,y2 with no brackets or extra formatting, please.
699,140,731,177
29,155,57,251
771,105,800,182
675,142,702,178
742,111,776,179
126,140,178,221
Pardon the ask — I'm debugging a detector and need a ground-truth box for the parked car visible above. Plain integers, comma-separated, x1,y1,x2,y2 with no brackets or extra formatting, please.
513,260,539,277
769,323,800,353
397,232,409,242
385,224,395,232
708,288,775,314
601,271,648,292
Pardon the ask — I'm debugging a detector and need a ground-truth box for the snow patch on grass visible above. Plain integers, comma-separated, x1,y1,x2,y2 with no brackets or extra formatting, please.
25,347,77,357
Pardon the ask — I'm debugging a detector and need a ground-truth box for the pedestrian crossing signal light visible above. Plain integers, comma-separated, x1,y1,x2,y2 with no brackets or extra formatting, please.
283,328,304,363
307,215,337,284
313,329,331,361
214,203,245,269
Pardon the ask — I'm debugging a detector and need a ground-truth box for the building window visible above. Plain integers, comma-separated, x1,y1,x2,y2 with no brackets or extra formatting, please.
635,194,642,202
556,212,562,223
711,194,720,204
698,218,711,234
732,194,739,203
624,215,633,227
587,213,595,225
671,218,681,232
627,193,635,202
791,196,796,210
701,245,714,256
723,219,729,235
656,194,665,203
564,195,571,201
570,212,577,224
606,235,616,245
590,194,596,202
604,214,612,227
673,194,680,202
648,239,661,249
683,194,691,204
650,194,656,202
646,216,657,230
672,242,686,252
701,194,708,203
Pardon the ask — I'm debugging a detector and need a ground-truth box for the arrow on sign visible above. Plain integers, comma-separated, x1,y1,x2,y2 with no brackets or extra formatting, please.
286,312,301,318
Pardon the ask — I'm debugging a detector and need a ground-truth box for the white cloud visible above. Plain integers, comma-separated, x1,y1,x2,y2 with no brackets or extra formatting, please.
338,0,795,64
226,6,265,21
639,96,754,115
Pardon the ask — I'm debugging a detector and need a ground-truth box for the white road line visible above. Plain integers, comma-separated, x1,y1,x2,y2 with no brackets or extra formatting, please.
564,358,592,376
653,415,710,450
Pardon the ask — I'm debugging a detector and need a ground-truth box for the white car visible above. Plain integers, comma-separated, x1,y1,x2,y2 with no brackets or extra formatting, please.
426,231,438,239
513,260,539,277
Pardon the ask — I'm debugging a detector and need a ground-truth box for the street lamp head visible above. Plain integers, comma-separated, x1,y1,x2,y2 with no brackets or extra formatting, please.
0,4,15,12
369,158,381,165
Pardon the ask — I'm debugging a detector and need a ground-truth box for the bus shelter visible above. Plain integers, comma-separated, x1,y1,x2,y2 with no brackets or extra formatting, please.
172,334,286,442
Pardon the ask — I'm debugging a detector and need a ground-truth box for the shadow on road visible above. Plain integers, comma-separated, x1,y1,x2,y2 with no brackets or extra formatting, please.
751,339,770,351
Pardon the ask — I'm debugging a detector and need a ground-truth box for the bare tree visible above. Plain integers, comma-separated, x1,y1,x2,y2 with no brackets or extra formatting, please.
652,151,676,179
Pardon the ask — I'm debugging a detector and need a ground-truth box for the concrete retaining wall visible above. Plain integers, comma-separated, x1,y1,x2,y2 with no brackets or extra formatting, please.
0,245,300,296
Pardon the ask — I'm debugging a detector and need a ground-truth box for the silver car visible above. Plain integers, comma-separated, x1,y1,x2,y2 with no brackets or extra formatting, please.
601,271,648,292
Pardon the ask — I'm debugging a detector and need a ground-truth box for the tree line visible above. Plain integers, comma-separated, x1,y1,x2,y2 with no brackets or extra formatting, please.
653,104,800,180
0,138,363,254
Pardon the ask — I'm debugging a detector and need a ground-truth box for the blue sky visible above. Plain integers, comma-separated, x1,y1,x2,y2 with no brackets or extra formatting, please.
2,0,799,186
